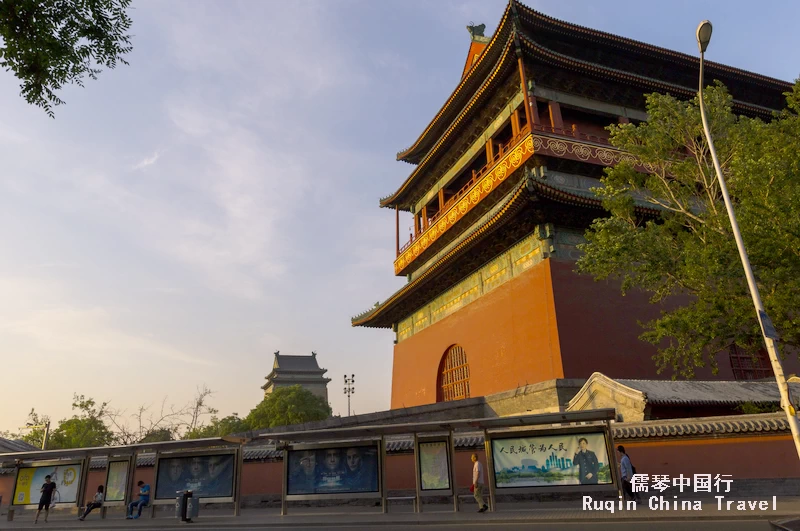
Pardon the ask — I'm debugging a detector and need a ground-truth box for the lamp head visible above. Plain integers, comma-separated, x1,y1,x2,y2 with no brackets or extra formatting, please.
696,20,712,53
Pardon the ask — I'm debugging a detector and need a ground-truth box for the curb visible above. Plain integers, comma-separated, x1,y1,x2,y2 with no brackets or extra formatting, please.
4,511,797,530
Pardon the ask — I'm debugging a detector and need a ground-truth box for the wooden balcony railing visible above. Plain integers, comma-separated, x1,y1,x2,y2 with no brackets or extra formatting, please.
399,126,531,255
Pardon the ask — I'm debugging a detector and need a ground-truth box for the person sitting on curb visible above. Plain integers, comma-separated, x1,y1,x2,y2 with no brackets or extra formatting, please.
126,481,150,519
79,485,104,520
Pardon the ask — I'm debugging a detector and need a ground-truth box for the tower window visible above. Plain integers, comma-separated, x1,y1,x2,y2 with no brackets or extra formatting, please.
438,345,471,401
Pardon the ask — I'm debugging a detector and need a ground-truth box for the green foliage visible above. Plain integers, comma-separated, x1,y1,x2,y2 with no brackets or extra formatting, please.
735,402,782,415
8,409,51,449
47,394,115,449
138,428,174,443
183,415,250,440
0,0,133,116
245,386,331,429
577,81,800,377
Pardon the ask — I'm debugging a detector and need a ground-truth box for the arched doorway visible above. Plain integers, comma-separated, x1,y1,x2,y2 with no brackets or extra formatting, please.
437,345,471,402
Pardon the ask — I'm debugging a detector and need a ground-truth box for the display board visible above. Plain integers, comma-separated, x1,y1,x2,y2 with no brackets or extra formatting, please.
12,463,83,505
491,431,613,488
418,441,451,492
286,443,379,496
104,460,129,502
154,454,235,499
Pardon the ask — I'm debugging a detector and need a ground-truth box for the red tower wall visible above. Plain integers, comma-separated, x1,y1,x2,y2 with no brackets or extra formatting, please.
550,261,800,379
390,260,563,409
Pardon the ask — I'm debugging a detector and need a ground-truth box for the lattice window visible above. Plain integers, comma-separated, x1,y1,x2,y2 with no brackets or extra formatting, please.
439,345,471,402
729,345,773,380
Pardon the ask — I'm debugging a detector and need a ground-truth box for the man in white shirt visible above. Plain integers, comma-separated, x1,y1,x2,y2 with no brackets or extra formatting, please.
471,454,489,513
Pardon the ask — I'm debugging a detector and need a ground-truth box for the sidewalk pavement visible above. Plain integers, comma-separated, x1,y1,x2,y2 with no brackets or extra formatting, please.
2,497,799,529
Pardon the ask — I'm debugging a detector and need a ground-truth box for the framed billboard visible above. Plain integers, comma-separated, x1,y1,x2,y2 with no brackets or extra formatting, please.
154,451,236,502
12,460,84,507
488,427,617,494
104,460,129,503
285,441,381,500
417,439,452,495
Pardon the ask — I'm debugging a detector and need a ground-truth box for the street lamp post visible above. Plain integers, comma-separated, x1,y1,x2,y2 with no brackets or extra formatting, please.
19,421,50,450
696,20,800,459
343,374,355,417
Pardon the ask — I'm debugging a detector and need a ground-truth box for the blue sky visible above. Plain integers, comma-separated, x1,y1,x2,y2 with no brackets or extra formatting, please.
1,0,798,433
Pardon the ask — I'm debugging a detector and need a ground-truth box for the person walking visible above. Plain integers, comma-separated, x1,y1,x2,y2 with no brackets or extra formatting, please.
617,445,639,504
34,475,57,524
126,480,150,519
79,485,104,521
471,454,489,513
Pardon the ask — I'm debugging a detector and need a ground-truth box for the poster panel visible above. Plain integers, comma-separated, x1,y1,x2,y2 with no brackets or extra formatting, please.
418,441,450,491
13,463,83,505
491,432,612,488
155,454,235,499
104,461,129,502
287,445,379,495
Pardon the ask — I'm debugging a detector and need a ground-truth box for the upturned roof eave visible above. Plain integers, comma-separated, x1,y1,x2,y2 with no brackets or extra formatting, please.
394,3,514,165
383,1,790,210
354,180,532,328
357,174,665,328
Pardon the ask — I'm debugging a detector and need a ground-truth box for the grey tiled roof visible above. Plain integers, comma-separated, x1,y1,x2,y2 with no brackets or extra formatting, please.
613,413,788,439
0,438,39,453
275,354,324,372
0,413,790,476
616,379,800,406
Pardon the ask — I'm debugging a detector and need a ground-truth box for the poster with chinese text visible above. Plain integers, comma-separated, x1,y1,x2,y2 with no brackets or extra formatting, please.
491,432,611,488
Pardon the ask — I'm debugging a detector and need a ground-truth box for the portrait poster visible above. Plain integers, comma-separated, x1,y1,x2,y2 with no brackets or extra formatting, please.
287,445,379,495
155,454,235,499
491,432,612,488
13,464,83,505
418,441,450,491
105,461,128,502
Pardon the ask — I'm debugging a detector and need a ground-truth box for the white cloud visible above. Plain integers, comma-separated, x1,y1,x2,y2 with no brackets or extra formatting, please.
132,150,161,170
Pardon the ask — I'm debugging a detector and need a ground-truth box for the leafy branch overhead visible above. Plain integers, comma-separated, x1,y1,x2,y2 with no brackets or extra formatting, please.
0,0,133,117
577,81,800,378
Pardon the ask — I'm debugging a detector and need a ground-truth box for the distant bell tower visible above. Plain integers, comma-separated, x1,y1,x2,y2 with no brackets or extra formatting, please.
261,350,332,404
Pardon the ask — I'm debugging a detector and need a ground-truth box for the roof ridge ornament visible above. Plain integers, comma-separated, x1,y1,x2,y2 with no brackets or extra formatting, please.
466,22,490,43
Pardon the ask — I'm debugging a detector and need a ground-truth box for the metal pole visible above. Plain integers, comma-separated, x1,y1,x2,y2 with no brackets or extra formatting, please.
449,431,458,513
280,448,288,516
233,446,244,517
604,419,623,500
42,422,50,451
698,47,800,460
483,430,496,512
380,437,388,514
413,433,421,513
344,375,355,417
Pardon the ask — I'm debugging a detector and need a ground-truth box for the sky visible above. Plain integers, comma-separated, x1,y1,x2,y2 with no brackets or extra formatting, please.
1,0,799,435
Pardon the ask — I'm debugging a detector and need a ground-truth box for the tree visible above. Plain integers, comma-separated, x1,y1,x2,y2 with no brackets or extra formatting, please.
47,394,115,449
245,386,331,429
183,414,250,440
0,0,133,117
577,81,800,378
5,409,51,448
104,386,217,444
